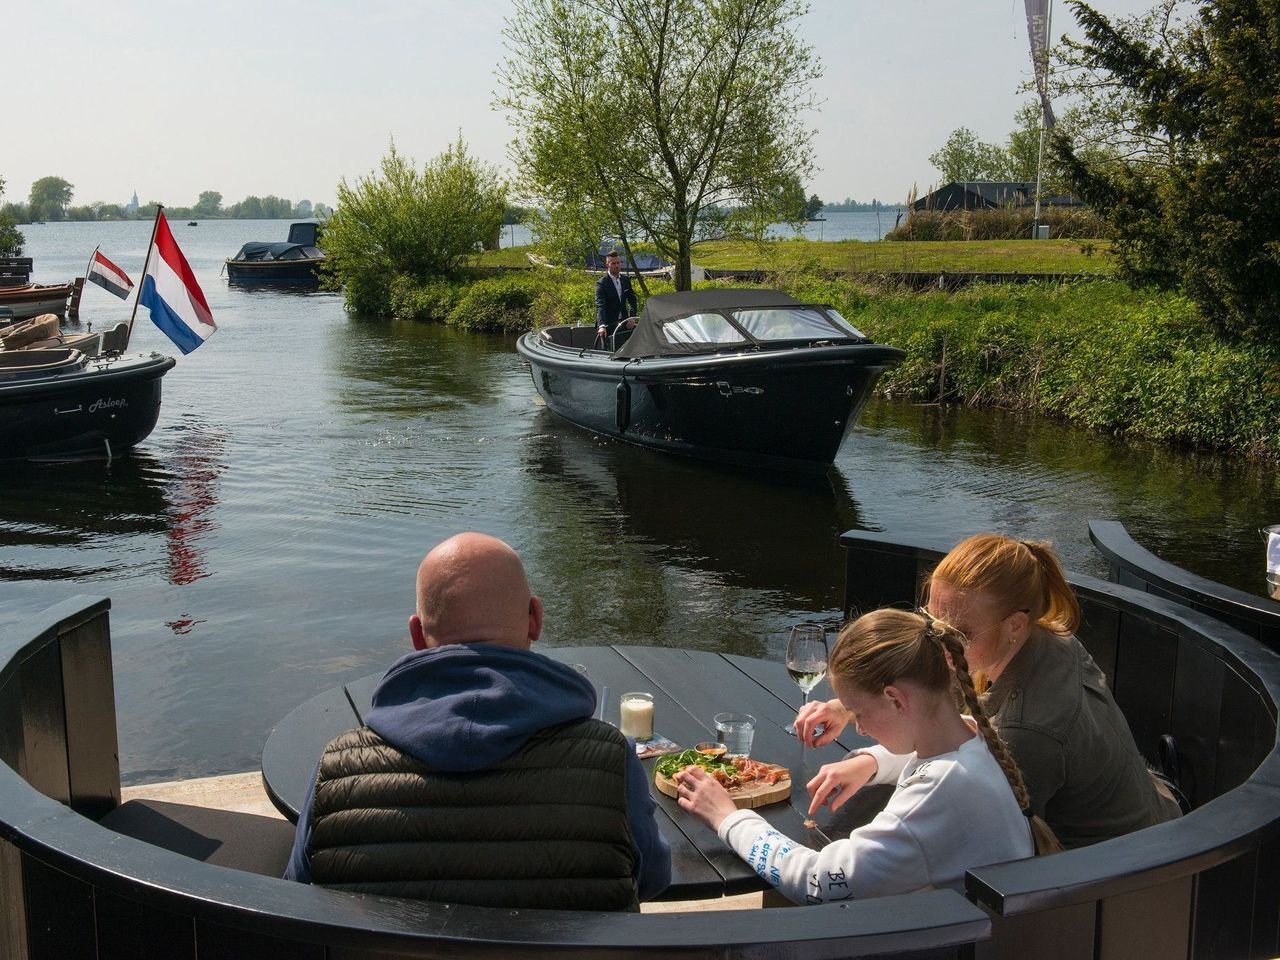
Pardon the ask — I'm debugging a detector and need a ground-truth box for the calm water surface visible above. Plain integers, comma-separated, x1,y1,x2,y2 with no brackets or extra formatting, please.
4,220,1277,784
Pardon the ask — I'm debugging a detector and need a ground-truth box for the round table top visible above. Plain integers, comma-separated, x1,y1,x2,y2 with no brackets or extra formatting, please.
261,643,886,901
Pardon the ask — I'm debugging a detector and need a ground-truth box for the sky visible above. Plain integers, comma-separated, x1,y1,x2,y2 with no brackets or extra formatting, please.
5,0,1155,210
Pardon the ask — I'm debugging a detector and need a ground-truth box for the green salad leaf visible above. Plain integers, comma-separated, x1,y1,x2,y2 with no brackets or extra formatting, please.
655,748,738,780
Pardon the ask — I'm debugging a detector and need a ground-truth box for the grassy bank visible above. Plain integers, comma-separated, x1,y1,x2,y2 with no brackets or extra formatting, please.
380,269,1278,461
476,238,1116,275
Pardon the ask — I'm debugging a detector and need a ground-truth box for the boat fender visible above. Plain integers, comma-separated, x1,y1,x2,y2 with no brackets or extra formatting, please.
615,379,630,433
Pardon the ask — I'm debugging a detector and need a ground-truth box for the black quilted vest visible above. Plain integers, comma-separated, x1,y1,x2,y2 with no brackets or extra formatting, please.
306,716,639,911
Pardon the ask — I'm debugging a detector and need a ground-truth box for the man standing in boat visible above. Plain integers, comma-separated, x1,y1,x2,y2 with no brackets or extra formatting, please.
595,249,638,344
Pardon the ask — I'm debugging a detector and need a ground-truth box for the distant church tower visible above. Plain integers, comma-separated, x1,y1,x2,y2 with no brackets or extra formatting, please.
125,191,140,214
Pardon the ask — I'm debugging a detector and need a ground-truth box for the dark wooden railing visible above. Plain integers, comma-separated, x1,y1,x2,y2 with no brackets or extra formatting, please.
1089,519,1280,652
0,596,990,959
840,529,1280,960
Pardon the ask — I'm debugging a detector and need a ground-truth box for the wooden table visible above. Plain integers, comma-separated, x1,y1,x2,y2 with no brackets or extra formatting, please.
261,644,890,901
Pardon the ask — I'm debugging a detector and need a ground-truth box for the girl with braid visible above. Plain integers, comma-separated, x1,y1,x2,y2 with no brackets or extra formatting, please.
797,534,1181,849
675,609,1055,904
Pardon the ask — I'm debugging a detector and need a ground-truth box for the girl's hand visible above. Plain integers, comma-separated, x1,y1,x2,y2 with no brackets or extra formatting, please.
806,754,878,816
795,697,850,747
674,765,739,830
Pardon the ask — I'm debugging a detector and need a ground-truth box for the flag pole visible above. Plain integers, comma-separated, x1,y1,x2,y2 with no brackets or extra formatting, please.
1032,0,1054,239
126,205,164,350
83,245,99,286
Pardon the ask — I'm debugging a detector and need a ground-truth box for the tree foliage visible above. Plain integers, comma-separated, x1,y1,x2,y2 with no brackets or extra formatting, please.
498,0,820,290
1054,0,1280,338
28,176,74,221
322,137,507,314
929,104,1061,188
0,176,22,256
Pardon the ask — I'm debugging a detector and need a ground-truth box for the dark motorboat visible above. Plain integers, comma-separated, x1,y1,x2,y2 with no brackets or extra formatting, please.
224,222,323,281
516,288,905,472
0,347,175,462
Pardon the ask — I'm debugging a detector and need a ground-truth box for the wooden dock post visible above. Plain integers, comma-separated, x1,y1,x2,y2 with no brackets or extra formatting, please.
68,276,84,320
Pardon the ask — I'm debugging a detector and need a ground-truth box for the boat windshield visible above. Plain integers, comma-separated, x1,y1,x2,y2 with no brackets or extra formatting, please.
660,312,749,346
825,308,866,339
731,307,849,341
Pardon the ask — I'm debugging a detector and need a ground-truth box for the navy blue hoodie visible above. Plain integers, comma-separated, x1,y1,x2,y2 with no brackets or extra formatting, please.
285,643,671,901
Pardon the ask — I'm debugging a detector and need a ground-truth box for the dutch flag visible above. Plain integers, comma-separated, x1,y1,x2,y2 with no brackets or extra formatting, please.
138,211,216,354
87,248,134,300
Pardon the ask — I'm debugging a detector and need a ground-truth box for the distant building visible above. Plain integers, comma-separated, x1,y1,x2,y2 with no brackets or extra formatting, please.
125,192,140,214
912,181,1083,211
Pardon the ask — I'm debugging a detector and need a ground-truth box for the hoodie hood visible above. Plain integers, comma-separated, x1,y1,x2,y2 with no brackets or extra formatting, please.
364,643,597,771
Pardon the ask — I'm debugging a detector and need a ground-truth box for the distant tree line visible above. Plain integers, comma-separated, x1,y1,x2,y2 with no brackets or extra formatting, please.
823,198,904,212
0,176,331,223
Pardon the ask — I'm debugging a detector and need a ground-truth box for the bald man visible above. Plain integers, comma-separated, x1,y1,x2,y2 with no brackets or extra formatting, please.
285,533,670,910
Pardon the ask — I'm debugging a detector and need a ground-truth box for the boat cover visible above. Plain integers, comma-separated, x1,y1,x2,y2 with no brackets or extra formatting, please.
617,288,811,358
585,245,671,272
230,242,323,263
287,222,321,246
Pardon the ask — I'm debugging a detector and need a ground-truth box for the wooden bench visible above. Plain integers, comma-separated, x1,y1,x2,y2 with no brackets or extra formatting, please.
1089,518,1280,651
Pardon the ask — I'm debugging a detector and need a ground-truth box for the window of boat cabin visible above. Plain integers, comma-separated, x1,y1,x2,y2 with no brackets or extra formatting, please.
824,308,867,339
732,307,850,341
661,312,748,346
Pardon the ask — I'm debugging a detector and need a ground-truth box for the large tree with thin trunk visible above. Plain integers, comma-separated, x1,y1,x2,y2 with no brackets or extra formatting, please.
497,0,820,291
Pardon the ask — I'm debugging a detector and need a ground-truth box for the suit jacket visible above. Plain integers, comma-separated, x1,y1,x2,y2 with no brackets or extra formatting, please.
595,272,638,330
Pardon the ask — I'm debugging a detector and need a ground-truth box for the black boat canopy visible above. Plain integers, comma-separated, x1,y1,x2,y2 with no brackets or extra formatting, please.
615,288,866,359
230,242,323,263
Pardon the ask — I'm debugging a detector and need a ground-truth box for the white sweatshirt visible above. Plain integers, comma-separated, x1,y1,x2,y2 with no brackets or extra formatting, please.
716,734,1033,904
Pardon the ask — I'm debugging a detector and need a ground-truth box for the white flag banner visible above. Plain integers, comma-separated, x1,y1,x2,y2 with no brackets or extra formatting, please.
1024,0,1057,128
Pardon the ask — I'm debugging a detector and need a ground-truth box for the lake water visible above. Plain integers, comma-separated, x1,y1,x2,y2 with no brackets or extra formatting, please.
5,219,1277,785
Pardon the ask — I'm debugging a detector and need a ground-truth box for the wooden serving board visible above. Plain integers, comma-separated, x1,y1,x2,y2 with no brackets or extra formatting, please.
654,767,792,809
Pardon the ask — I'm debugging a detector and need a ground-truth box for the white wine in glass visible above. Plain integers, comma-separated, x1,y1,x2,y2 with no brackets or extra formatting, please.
785,623,828,737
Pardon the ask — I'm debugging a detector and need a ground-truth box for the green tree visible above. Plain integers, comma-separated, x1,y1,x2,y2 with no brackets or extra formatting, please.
1055,0,1280,337
928,127,1010,184
0,176,23,256
28,176,74,221
498,0,820,290
294,198,313,218
803,193,824,220
194,191,223,217
322,137,506,314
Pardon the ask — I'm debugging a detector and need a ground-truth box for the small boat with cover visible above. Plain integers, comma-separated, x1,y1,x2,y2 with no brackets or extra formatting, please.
516,288,904,472
224,222,324,281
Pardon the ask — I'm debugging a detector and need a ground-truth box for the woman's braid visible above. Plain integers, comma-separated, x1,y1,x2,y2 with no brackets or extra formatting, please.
930,626,1031,811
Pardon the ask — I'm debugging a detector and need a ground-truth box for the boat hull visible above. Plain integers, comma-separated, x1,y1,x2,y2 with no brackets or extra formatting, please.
517,334,903,472
224,257,323,281
0,284,72,321
0,352,176,462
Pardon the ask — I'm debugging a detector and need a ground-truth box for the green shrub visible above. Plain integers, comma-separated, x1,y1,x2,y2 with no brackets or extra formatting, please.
886,206,1110,242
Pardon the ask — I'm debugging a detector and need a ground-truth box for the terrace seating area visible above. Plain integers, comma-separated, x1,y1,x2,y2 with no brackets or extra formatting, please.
2,524,1279,959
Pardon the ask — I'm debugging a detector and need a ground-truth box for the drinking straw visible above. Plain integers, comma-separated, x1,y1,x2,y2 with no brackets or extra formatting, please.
598,686,610,721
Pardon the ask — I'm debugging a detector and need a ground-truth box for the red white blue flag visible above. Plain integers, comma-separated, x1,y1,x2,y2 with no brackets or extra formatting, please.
139,211,216,354
86,248,134,299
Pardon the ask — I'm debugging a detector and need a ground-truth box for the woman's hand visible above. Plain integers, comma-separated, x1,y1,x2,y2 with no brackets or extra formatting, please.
806,754,878,816
674,765,739,831
795,698,850,747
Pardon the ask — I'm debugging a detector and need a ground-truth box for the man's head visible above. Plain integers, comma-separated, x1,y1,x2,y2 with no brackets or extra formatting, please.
408,533,543,651
606,250,622,277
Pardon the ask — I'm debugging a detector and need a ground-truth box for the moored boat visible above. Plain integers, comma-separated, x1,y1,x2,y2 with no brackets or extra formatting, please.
516,288,904,472
0,347,175,462
224,221,324,281
0,282,72,321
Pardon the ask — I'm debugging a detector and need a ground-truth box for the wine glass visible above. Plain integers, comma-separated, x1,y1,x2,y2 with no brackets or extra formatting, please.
784,623,829,737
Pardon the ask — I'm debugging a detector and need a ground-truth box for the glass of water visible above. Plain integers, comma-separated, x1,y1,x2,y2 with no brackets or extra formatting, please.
714,712,756,756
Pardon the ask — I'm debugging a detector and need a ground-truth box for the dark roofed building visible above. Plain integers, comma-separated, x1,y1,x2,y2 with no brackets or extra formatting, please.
912,181,1083,211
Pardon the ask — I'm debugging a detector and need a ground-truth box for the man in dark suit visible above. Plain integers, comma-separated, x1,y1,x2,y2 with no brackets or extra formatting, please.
595,250,639,343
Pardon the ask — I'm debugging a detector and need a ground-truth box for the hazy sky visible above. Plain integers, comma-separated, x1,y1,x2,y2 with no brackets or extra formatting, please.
6,1,1153,209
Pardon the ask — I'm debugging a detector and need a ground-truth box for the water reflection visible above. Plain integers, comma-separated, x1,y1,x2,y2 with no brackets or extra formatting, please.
162,422,228,587
330,319,510,414
522,417,863,657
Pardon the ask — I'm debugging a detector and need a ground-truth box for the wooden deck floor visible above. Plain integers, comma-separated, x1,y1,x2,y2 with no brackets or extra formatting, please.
121,773,766,913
